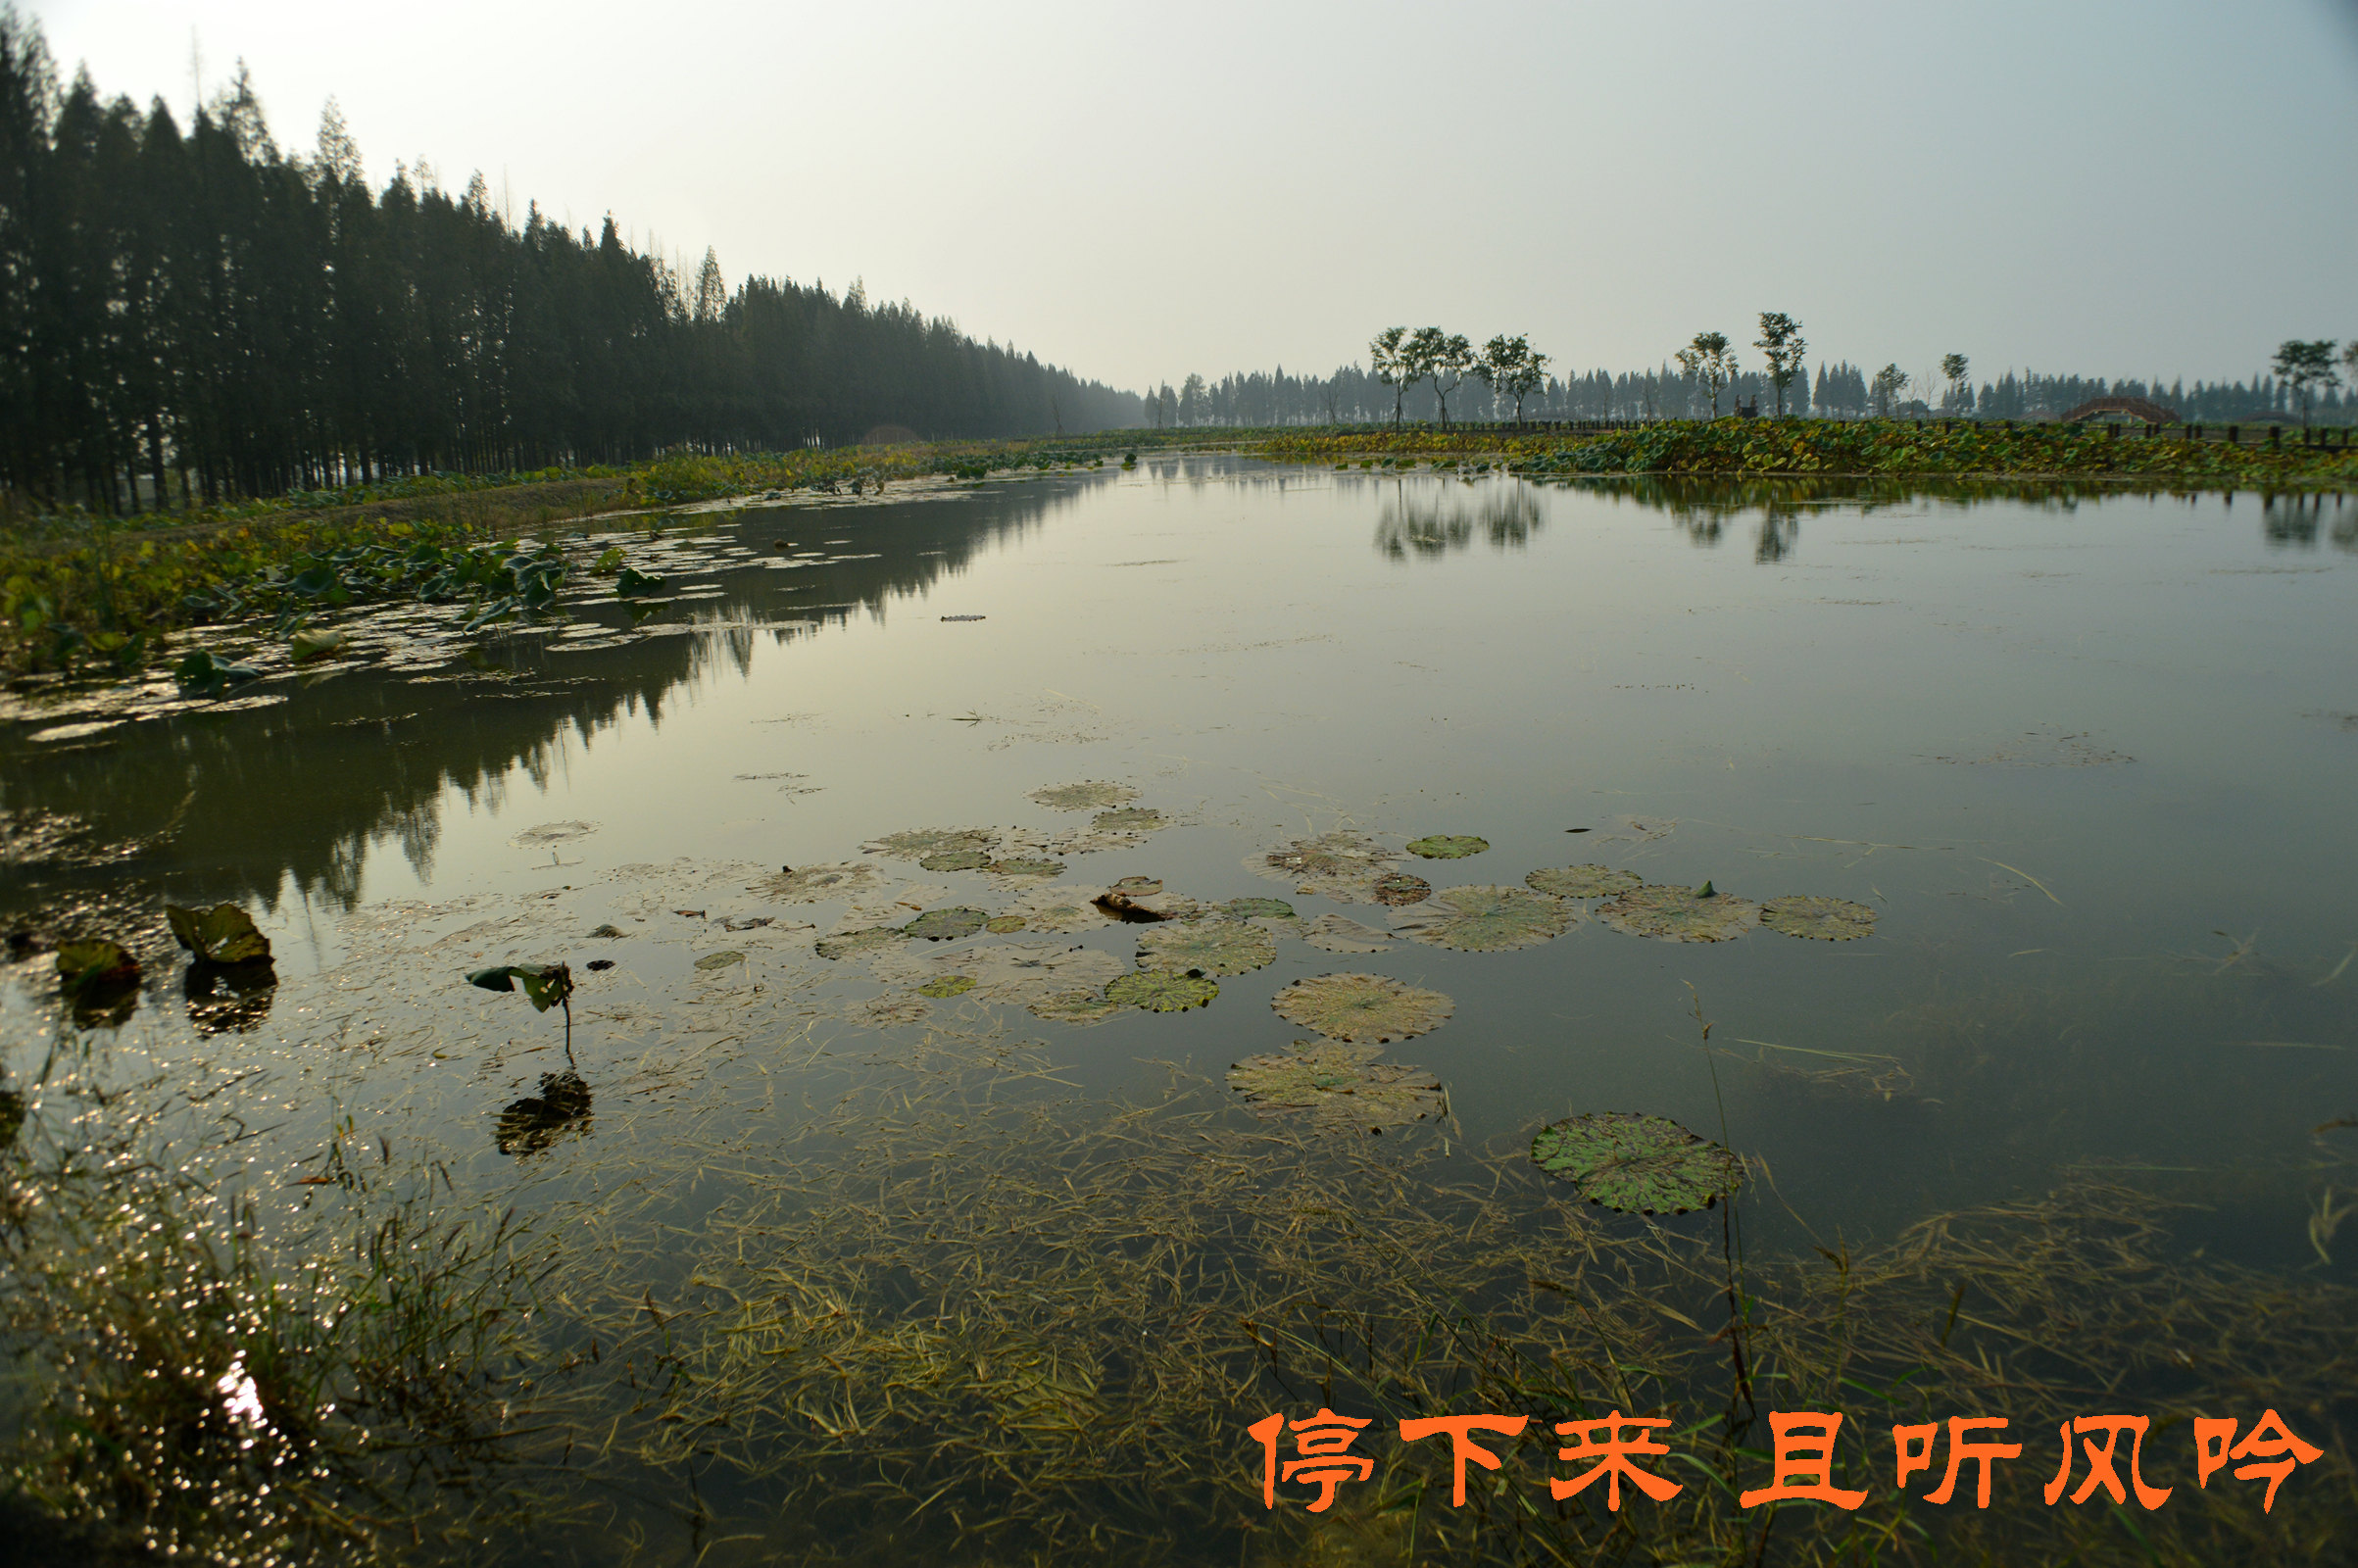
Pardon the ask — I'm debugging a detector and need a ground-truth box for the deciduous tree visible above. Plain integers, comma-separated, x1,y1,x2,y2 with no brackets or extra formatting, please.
1674,331,1738,417
1476,333,1549,424
1369,325,1412,427
2271,340,2339,427
1754,314,1805,417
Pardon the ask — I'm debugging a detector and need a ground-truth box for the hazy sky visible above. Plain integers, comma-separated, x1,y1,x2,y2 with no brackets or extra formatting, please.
32,0,2358,393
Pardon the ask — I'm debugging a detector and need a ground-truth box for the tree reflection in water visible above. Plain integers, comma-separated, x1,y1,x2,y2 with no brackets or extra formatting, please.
1374,485,1545,559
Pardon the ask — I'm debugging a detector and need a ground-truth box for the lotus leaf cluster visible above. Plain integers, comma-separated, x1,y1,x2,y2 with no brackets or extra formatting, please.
1256,831,1402,904
1029,781,1139,811
862,827,1000,861
1760,895,1878,941
1135,917,1276,977
1106,969,1218,1012
1406,835,1489,859
1525,864,1643,900
1597,884,1760,943
1529,1112,1744,1215
1271,972,1453,1043
1391,885,1572,952
1227,1040,1447,1135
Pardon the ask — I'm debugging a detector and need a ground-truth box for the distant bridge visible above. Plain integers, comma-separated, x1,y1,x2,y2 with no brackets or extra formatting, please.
2059,395,2180,425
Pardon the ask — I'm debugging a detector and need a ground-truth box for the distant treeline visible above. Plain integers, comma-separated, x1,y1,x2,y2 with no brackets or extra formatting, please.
1150,363,2351,428
0,11,1139,514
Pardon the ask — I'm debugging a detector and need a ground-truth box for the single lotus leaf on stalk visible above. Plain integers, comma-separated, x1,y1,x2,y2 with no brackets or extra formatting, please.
1271,972,1454,1043
1106,969,1219,1012
1228,1039,1447,1135
494,1071,594,1156
288,627,349,663
1029,781,1138,812
1597,884,1761,943
814,926,912,960
1221,897,1295,920
1029,990,1122,1025
1004,884,1109,933
906,906,990,942
1109,876,1163,896
55,939,138,996
941,941,1125,1005
863,827,1001,861
1760,895,1878,942
917,974,976,999
918,850,994,873
985,915,1026,934
1371,871,1431,906
692,951,746,971
1300,914,1394,954
1092,808,1164,833
614,566,668,597
172,650,262,696
1529,1111,1744,1215
753,862,885,903
986,858,1065,879
1406,835,1490,860
1526,864,1644,900
1391,885,1573,953
165,904,271,965
467,962,576,1010
1136,917,1277,977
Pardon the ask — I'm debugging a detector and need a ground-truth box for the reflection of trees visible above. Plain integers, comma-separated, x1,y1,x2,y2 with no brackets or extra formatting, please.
2259,492,2355,552
1374,483,1545,560
0,479,1099,919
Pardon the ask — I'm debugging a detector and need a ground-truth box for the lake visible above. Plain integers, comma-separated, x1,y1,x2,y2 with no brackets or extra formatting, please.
2,457,2353,1565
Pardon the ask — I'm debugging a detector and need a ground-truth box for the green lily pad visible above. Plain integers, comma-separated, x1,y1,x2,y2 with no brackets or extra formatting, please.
1136,917,1276,977
1406,835,1490,859
1029,781,1138,812
1526,864,1644,900
906,906,990,942
165,903,271,964
1093,808,1164,833
988,858,1065,879
1029,990,1122,1025
863,827,1000,861
1391,885,1572,952
1372,872,1431,906
1106,969,1218,1012
917,974,977,998
754,862,885,903
1270,972,1453,1043
985,914,1027,934
1529,1112,1744,1215
1221,897,1296,919
1760,896,1878,942
1228,1040,1447,1134
1597,884,1760,943
693,951,746,971
919,850,995,872
815,925,912,960
1300,914,1393,953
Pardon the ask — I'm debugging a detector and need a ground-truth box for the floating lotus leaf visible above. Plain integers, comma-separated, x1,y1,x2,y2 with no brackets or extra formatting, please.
1029,781,1138,812
1597,884,1760,943
1526,864,1644,900
753,862,885,903
1093,808,1164,832
918,850,994,872
1109,876,1163,895
165,903,271,964
1136,917,1276,977
1029,990,1122,1025
1406,835,1490,859
917,974,976,998
56,939,138,994
1004,884,1109,933
1371,872,1431,906
862,827,1000,861
1228,1040,1447,1135
906,906,990,942
1221,897,1295,919
1300,914,1394,954
1271,972,1453,1043
814,925,911,960
938,942,1126,1005
987,858,1065,879
693,951,745,970
1760,895,1878,942
985,914,1027,934
1255,832,1401,904
1106,969,1218,1012
1529,1112,1744,1215
1391,885,1572,952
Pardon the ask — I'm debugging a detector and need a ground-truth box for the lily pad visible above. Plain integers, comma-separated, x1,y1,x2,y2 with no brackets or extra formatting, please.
1392,885,1572,952
917,974,977,998
1406,835,1490,859
919,850,995,872
1093,808,1164,833
1228,1040,1447,1135
863,827,1000,861
1526,864,1644,900
1597,884,1760,943
165,903,271,964
814,925,911,960
1136,917,1277,977
1029,781,1138,812
1760,896,1878,942
906,906,990,942
509,819,600,848
1256,832,1402,904
1529,1112,1744,1215
940,942,1126,1005
1109,875,1163,896
1271,972,1453,1043
985,915,1027,934
753,862,885,903
1004,884,1109,933
1029,990,1122,1025
1300,914,1394,954
987,858,1065,879
1371,872,1432,906
693,951,746,971
1106,969,1219,1012
1221,897,1295,919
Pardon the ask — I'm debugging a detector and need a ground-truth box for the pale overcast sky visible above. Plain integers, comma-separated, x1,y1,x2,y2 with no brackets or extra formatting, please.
32,0,2358,392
